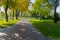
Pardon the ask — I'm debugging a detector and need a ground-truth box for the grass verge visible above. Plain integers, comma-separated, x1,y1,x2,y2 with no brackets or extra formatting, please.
0,20,19,28
30,19,60,40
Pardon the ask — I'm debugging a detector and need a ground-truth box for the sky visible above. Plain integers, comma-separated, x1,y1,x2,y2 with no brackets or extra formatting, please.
31,0,34,3
57,6,60,13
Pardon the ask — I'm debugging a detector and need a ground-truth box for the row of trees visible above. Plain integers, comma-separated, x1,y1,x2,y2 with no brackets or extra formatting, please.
0,0,59,23
0,0,30,22
30,0,59,23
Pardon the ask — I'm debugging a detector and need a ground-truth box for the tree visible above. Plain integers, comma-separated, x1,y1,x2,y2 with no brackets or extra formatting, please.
1,0,9,22
0,0,30,20
5,0,8,22
31,0,59,23
1,0,11,22
54,0,59,23
11,0,30,19
31,0,50,19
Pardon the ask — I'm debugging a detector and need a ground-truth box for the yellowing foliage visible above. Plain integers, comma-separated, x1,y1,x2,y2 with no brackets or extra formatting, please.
1,0,30,12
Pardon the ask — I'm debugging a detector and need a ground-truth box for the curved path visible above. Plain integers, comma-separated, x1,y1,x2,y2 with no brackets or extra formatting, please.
0,20,53,40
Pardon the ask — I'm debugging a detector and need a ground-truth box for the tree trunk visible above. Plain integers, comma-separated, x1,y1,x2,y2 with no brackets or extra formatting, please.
18,10,20,17
12,10,14,20
5,7,8,22
16,10,19,20
5,0,8,22
42,15,45,19
54,0,58,23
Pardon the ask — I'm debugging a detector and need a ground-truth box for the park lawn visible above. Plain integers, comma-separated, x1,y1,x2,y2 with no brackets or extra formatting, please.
30,19,60,40
0,20,19,28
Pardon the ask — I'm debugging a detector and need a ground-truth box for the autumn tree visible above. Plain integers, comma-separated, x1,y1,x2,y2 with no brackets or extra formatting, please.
11,0,30,19
1,0,9,22
0,0,30,20
1,0,13,22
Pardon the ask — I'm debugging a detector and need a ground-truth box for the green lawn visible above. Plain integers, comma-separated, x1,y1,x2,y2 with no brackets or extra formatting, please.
30,19,60,40
0,20,19,28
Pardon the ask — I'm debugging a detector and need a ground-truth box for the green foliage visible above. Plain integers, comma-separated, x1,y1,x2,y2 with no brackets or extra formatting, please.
30,0,50,18
30,19,60,40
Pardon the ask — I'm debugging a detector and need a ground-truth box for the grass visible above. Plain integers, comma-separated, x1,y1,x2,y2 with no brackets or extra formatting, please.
30,19,60,40
0,20,19,28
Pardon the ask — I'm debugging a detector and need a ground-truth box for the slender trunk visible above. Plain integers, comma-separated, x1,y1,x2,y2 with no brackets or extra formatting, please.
5,7,8,22
42,15,45,19
12,10,14,20
54,0,58,23
18,10,20,17
5,0,8,22
16,10,18,19
16,10,19,20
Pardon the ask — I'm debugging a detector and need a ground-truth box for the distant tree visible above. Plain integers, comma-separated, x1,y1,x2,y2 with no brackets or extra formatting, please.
12,0,30,19
31,0,50,19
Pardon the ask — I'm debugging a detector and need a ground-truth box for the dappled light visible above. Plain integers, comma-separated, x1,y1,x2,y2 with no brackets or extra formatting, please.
0,32,7,36
20,28,26,32
0,20,50,40
0,0,60,40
